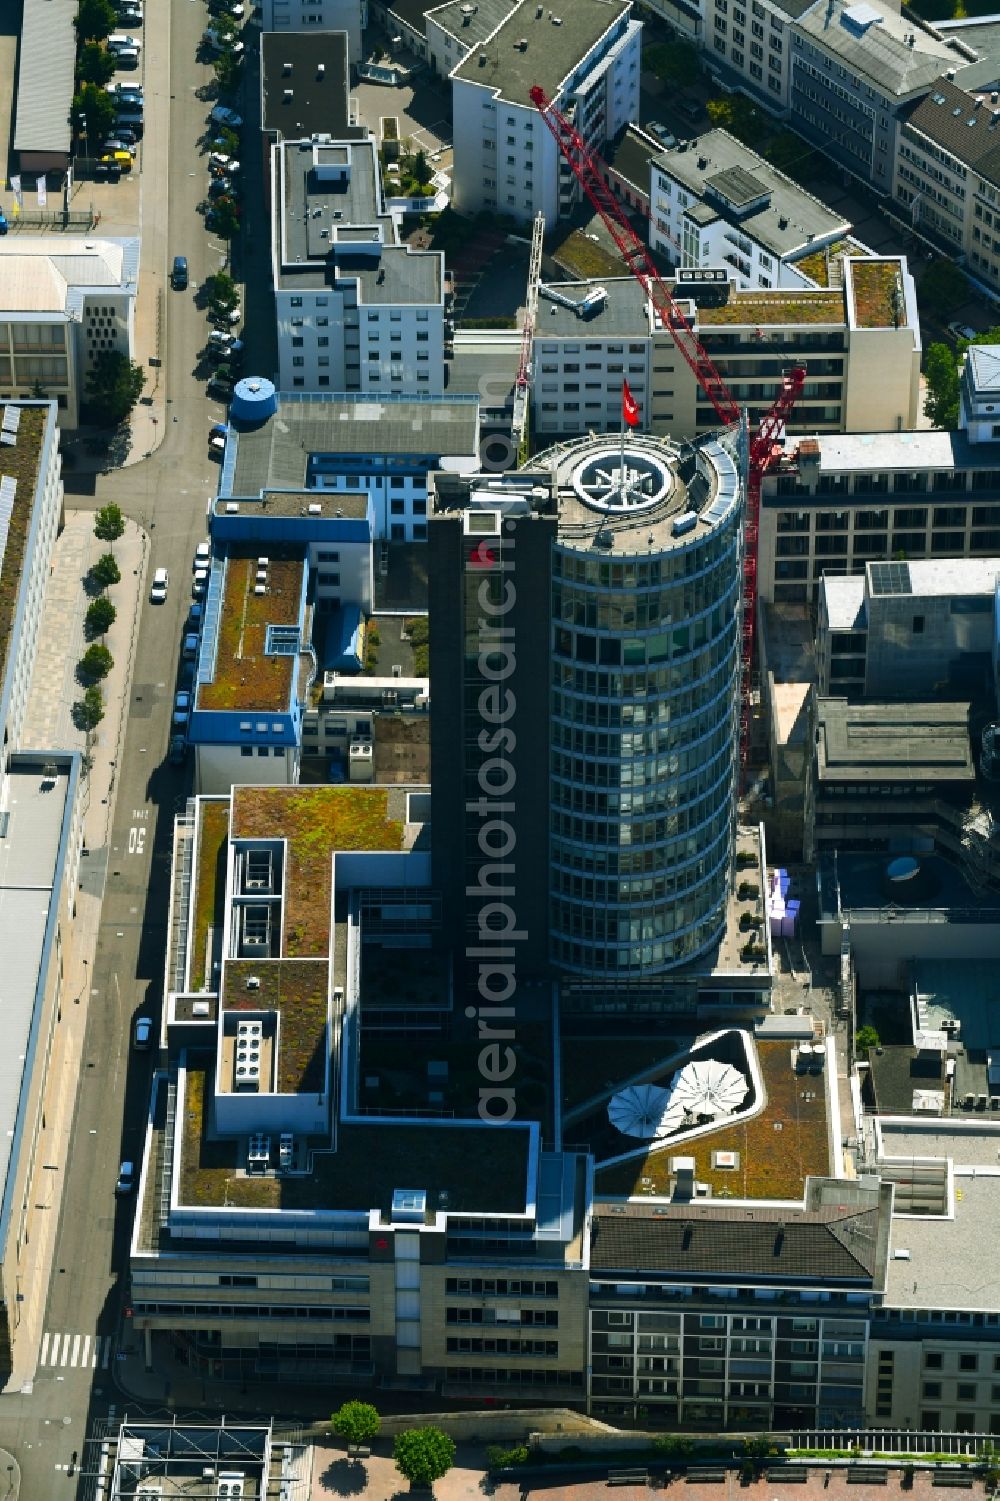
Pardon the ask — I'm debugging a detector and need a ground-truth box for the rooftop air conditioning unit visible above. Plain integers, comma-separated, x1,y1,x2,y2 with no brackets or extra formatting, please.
245,976,261,990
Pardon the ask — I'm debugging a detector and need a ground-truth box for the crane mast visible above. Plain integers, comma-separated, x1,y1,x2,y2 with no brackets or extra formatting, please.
512,212,546,453
528,84,805,777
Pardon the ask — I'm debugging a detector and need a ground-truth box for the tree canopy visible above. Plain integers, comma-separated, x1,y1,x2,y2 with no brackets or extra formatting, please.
393,1428,456,1490
94,503,125,545
331,1401,381,1447
86,353,145,426
75,0,116,42
72,82,116,145
77,41,117,87
923,342,960,430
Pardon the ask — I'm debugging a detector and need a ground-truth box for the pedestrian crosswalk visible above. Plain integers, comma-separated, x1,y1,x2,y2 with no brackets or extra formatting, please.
39,1332,113,1370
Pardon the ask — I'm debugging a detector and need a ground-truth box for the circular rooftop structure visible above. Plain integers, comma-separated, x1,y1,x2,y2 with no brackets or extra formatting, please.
230,376,278,426
570,443,674,514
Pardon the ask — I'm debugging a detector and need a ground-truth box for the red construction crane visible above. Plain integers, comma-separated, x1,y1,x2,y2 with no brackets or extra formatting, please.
529,85,805,778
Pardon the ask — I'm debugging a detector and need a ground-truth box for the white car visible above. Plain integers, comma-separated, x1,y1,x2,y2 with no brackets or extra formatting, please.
208,329,237,349
209,152,238,172
210,106,242,128
192,568,209,598
150,566,168,603
194,540,211,568
173,691,191,726
107,32,141,49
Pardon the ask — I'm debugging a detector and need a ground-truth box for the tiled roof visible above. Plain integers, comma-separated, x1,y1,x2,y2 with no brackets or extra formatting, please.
906,76,1000,181
591,1202,881,1280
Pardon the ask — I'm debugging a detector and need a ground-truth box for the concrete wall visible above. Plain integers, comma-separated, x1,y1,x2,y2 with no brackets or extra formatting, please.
195,743,297,796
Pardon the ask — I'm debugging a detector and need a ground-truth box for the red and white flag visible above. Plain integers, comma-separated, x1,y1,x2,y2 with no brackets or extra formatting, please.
622,379,641,429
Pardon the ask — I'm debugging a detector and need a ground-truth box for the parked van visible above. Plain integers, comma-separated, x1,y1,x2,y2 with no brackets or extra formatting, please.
107,32,141,48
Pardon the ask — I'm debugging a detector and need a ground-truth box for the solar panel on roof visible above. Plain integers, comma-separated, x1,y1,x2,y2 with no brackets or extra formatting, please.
0,434,15,447
869,560,911,596
1,407,20,434
0,475,16,512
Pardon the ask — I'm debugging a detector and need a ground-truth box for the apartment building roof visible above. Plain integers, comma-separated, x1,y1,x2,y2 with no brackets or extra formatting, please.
847,256,910,328
276,139,442,301
230,393,480,495
905,77,1000,185
654,131,848,260
196,550,304,714
869,556,1000,597
967,342,1000,395
452,0,631,108
591,1195,883,1281
448,334,519,409
536,277,651,337
797,0,965,98
814,698,975,785
261,32,363,140
884,1170,1000,1311
429,0,514,46
698,288,846,326
822,574,866,631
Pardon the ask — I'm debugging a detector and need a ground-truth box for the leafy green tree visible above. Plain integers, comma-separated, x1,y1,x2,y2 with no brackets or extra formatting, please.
919,257,970,321
705,94,759,145
412,148,433,187
208,194,240,239
85,595,117,636
393,1428,456,1491
855,1024,881,1052
79,642,113,681
75,0,116,42
93,503,125,547
72,82,116,146
78,684,105,731
204,270,239,316
214,49,243,92
924,342,960,429
77,41,117,87
644,38,701,88
331,1400,381,1447
213,125,240,157
86,352,145,426
92,551,121,587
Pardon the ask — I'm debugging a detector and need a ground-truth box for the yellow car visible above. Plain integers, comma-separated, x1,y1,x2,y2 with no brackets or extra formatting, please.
100,150,133,170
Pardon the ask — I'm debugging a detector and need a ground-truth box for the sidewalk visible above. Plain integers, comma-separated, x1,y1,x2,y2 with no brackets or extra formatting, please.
309,1441,493,1501
7,514,147,1392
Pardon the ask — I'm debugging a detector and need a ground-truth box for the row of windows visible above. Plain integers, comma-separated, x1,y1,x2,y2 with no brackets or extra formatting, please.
445,1278,559,1297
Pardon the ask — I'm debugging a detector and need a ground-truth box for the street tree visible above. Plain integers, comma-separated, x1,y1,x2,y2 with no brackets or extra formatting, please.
75,0,116,42
209,194,240,240
93,504,125,547
919,258,970,321
855,1024,880,1052
92,551,121,587
78,685,105,731
85,595,117,637
393,1428,456,1491
214,50,243,92
72,82,116,146
331,1401,381,1447
85,352,145,426
204,270,239,316
924,342,960,429
77,41,117,87
79,643,113,681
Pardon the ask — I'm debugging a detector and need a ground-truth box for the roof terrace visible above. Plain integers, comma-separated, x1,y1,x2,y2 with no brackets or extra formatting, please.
593,1038,831,1201
230,784,406,956
698,290,846,327
223,958,329,1095
179,1056,532,1214
197,550,305,715
0,404,48,704
849,257,908,329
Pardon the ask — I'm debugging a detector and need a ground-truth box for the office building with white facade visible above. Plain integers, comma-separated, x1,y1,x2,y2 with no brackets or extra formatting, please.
759,422,1000,608
649,130,854,284
271,136,444,393
789,0,974,193
0,238,138,428
893,77,1000,277
449,0,641,229
219,388,481,542
530,260,920,443
961,343,1000,441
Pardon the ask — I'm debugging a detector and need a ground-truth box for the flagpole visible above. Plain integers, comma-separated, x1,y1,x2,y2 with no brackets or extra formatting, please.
620,411,626,500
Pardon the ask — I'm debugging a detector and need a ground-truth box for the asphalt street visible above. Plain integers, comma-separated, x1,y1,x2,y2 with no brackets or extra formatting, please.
0,0,269,1492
